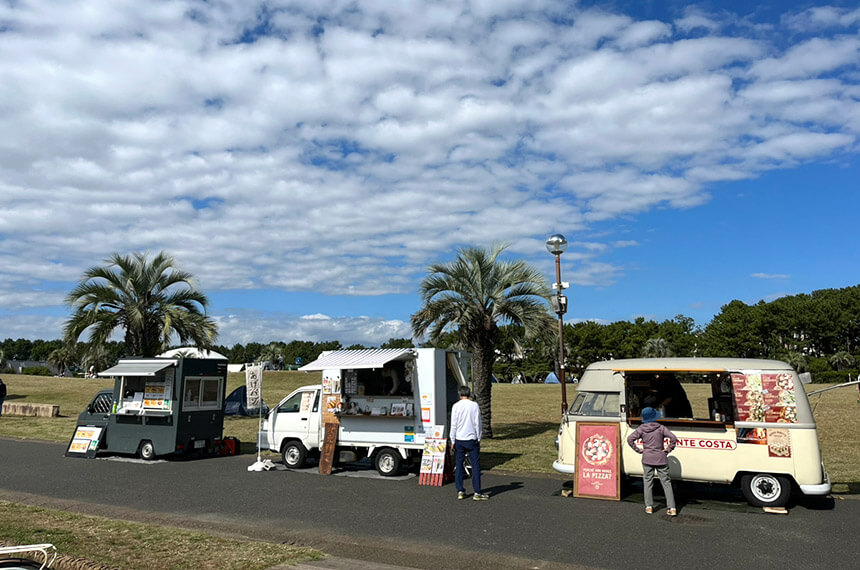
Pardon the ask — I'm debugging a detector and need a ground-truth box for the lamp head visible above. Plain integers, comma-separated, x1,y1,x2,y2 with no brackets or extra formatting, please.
545,234,568,256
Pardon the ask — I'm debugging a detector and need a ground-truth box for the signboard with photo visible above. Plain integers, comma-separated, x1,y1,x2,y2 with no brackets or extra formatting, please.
419,425,447,486
574,422,621,501
65,426,104,458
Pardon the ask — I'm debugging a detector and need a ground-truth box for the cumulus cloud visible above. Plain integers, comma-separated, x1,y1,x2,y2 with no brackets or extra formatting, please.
0,1,857,345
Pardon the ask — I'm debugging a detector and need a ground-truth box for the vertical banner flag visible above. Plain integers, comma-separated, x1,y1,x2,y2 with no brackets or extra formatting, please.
245,364,262,410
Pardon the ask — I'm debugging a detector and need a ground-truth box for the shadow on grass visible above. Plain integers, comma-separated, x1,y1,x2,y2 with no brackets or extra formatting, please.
491,421,558,440
481,451,522,469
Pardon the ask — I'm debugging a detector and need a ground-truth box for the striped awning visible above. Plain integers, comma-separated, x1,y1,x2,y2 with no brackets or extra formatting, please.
299,348,415,371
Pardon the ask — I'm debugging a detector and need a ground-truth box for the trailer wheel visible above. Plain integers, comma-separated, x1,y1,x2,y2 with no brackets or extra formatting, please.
741,473,791,507
139,440,156,461
282,441,308,468
374,448,401,477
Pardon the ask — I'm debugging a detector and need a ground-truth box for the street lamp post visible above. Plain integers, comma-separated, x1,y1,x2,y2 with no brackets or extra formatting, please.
546,234,569,415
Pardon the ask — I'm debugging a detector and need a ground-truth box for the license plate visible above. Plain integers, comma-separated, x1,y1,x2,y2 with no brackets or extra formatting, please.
194,440,206,449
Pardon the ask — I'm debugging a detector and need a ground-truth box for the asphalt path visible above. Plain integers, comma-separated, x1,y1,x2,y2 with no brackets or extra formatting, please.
1,438,857,569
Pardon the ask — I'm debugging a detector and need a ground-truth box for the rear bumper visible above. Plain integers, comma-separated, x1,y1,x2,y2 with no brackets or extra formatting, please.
552,460,576,474
799,471,831,496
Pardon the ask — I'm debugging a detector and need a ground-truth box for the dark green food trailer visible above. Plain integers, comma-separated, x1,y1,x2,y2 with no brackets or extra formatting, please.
69,357,228,459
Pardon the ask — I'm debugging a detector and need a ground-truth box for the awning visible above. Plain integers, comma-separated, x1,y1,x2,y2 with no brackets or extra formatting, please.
97,360,176,377
299,348,415,371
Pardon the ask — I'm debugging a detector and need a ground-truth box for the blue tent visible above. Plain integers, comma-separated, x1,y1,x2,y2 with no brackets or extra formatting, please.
544,372,560,384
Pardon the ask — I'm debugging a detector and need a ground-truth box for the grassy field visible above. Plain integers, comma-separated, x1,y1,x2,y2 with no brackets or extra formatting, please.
0,500,322,570
1,371,858,489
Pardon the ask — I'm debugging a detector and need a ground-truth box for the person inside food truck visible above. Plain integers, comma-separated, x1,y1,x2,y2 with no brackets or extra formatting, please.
654,374,693,418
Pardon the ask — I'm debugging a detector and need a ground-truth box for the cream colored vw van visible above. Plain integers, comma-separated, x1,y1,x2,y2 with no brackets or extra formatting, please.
553,358,831,507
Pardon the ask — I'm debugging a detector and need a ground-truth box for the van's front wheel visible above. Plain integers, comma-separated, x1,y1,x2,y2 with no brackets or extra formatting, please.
282,441,308,468
741,473,791,507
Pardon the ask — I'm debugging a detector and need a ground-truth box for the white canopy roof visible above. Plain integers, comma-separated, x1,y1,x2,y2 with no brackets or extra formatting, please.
299,348,415,371
98,359,176,377
158,347,228,359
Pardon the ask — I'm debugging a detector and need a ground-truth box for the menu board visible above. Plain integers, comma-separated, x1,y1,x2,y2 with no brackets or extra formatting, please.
143,382,171,410
344,369,358,395
731,372,798,424
574,422,621,501
65,426,104,458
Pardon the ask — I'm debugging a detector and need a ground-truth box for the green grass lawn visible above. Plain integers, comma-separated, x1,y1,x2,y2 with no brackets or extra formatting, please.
1,372,858,489
0,500,322,570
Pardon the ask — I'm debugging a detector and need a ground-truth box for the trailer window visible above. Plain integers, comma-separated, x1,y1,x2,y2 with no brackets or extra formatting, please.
201,379,220,407
183,377,222,410
568,392,619,417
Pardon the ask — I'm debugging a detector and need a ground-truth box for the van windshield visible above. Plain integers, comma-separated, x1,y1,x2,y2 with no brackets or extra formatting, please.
569,392,619,417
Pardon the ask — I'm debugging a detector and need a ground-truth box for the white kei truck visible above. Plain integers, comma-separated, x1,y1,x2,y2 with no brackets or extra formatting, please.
553,357,831,507
258,348,471,476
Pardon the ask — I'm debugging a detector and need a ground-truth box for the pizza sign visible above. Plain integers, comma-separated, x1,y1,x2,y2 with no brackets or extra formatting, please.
574,423,621,500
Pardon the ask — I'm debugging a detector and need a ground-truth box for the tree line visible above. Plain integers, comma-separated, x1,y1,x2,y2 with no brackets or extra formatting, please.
4,285,859,383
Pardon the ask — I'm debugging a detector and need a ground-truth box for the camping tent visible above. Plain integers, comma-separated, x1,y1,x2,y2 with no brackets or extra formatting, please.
224,385,269,416
544,372,560,384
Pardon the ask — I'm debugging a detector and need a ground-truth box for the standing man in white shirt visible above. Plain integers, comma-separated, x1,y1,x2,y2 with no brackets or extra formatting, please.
450,385,488,500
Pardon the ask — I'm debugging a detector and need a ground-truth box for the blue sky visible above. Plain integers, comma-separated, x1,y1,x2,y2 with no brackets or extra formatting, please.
0,1,858,347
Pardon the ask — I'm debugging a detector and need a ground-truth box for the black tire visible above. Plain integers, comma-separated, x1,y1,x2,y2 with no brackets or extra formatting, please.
741,473,792,507
139,440,156,461
282,441,308,468
0,559,45,569
374,448,402,476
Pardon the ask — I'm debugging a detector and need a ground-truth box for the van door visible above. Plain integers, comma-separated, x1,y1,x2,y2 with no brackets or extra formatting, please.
271,388,321,449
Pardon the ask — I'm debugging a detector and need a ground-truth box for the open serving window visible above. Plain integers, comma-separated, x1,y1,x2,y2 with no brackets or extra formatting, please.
622,369,737,426
99,360,177,416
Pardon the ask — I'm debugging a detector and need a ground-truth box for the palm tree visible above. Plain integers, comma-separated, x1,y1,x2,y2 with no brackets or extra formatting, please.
64,251,217,358
829,350,854,372
641,337,675,358
411,244,553,438
48,344,80,377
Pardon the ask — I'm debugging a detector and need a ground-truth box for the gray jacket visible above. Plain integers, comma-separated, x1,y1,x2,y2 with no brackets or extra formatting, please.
626,422,677,466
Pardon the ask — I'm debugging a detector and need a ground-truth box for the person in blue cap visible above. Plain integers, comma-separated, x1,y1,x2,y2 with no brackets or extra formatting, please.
626,406,678,516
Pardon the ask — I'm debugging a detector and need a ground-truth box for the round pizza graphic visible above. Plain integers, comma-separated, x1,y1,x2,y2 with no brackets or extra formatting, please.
582,433,613,466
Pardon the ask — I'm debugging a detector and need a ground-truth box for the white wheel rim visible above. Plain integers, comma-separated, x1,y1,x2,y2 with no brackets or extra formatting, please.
751,475,781,502
286,447,300,464
379,454,395,472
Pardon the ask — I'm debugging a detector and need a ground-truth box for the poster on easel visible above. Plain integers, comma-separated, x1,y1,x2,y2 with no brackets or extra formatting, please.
573,422,621,501
419,425,447,486
65,426,105,458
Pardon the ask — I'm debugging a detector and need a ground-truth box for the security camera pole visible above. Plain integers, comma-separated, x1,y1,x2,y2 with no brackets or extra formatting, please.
546,234,569,415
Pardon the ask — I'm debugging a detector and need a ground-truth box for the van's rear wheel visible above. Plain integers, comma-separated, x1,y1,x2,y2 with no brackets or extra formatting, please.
139,440,155,461
374,448,402,476
282,441,307,468
741,473,791,507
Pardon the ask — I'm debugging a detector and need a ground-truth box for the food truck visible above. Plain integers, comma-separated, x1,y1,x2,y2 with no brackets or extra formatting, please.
258,348,470,475
69,357,228,460
553,358,831,507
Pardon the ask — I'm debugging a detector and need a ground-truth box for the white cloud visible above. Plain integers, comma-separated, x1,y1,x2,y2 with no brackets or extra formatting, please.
0,1,857,345
751,273,790,280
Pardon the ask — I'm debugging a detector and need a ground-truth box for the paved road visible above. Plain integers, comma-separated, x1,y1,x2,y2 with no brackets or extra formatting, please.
1,438,857,569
